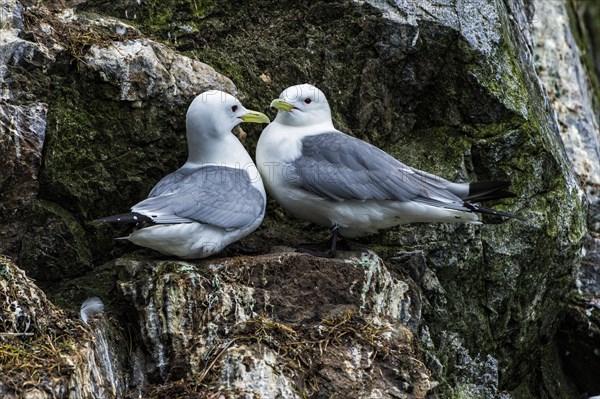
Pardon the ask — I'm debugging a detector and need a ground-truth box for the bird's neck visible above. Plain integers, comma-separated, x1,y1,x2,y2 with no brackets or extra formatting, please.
272,120,336,136
185,132,254,169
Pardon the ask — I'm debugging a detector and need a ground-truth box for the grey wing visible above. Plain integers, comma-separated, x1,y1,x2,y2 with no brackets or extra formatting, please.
132,166,265,229
292,132,470,211
147,167,197,198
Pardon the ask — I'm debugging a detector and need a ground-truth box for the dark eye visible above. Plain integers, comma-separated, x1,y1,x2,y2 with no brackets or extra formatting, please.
231,105,238,112
304,98,312,104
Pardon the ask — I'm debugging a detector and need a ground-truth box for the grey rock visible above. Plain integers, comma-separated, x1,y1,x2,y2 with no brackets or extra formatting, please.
0,0,53,85
345,0,587,393
218,345,300,399
0,0,596,397
437,331,506,399
390,249,427,284
0,0,24,31
0,101,47,206
533,1,600,395
533,0,600,193
82,39,235,103
116,252,434,397
0,101,47,255
0,30,53,77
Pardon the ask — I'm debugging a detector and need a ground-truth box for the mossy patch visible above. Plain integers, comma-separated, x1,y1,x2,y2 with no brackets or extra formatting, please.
41,76,185,219
38,71,188,268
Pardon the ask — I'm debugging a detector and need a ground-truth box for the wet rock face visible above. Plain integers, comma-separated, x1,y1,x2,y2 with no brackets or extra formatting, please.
0,101,46,209
532,0,600,396
0,103,46,184
0,0,50,261
116,252,434,397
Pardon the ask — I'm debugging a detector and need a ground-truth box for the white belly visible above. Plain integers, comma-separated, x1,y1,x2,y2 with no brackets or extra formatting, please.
128,221,259,259
270,186,478,238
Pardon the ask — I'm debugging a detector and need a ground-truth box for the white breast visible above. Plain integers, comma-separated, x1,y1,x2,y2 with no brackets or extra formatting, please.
257,122,301,197
257,122,332,227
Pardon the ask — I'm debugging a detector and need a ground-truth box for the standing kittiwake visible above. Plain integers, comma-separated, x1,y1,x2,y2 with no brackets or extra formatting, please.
95,90,270,259
256,84,515,258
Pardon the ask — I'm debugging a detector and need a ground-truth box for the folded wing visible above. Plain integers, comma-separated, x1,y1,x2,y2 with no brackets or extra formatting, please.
126,165,264,229
291,132,513,217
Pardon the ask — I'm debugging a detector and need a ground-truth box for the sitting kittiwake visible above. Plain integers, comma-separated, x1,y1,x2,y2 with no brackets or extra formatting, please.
96,91,270,259
256,84,515,258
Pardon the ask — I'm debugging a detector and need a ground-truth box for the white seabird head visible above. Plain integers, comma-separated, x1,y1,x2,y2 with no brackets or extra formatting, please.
187,90,270,140
270,84,333,128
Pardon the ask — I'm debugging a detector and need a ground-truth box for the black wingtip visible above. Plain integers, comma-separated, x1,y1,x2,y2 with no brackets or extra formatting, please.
477,206,517,219
463,201,517,220
94,212,152,224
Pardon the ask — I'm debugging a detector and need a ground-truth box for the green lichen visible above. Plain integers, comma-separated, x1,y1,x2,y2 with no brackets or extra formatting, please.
42,77,184,215
155,261,198,275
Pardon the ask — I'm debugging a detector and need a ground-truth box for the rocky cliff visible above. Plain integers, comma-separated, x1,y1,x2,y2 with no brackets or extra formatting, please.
1,0,598,398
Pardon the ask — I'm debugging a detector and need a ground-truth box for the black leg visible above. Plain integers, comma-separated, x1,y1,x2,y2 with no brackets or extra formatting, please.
296,223,340,258
328,223,340,258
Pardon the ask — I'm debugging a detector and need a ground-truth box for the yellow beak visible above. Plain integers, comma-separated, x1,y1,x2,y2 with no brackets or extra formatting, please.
240,110,270,124
270,98,296,112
